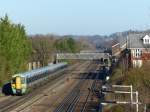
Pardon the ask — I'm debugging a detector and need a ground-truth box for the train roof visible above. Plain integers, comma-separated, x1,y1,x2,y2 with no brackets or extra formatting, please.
12,62,67,78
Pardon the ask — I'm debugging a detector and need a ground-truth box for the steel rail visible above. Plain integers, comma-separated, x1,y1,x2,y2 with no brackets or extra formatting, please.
54,64,94,112
0,62,87,112
80,65,102,112
54,63,98,112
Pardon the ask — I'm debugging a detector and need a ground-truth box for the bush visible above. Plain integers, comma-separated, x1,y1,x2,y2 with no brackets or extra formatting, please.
111,62,150,105
111,105,125,112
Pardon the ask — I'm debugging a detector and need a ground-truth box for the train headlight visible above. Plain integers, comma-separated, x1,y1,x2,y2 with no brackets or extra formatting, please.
12,84,15,88
106,76,110,81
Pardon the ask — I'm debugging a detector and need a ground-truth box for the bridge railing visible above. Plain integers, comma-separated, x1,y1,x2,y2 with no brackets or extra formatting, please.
56,53,111,60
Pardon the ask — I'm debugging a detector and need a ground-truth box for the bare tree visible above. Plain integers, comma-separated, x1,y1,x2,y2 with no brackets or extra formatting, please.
29,34,57,66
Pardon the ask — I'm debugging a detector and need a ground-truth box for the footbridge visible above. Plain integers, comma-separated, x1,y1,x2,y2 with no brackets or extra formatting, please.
56,53,111,60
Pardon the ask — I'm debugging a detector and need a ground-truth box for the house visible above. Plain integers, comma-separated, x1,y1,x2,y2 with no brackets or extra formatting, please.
127,33,150,67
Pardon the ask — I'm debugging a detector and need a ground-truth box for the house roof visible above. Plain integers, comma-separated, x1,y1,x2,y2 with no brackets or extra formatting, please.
117,35,127,47
127,33,150,49
143,35,150,39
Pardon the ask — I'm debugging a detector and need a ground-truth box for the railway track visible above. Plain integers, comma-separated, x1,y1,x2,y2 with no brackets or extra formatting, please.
54,85,81,112
73,65,101,112
0,61,90,112
54,62,104,112
54,63,98,112
81,69,103,112
81,71,101,112
80,78,97,112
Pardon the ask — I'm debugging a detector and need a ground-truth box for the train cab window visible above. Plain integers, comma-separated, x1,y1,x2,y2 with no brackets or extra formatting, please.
12,78,16,84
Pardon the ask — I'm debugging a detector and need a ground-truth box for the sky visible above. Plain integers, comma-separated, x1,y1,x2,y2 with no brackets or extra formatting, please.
0,0,150,35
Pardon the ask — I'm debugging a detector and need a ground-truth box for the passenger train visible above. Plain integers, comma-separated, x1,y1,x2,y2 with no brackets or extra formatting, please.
11,62,67,95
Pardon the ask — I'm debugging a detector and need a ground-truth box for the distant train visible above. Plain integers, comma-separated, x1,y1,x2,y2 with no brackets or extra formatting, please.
93,58,111,67
11,62,68,95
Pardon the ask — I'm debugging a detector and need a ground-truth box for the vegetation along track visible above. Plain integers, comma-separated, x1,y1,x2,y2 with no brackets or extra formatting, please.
0,61,90,112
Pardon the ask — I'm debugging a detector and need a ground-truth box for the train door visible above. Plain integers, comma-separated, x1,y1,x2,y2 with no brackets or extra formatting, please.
21,77,27,94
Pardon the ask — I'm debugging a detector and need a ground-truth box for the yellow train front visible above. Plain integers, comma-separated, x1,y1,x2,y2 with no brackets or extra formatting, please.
11,62,68,95
11,75,27,95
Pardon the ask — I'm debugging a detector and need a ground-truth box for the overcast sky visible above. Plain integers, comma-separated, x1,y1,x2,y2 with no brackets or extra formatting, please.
0,0,150,35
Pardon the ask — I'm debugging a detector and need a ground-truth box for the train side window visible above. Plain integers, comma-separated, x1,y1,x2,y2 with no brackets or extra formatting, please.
30,77,33,82
28,77,32,83
27,78,29,83
21,77,25,84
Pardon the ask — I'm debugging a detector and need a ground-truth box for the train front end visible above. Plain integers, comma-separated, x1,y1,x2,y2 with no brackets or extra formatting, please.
11,75,27,95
